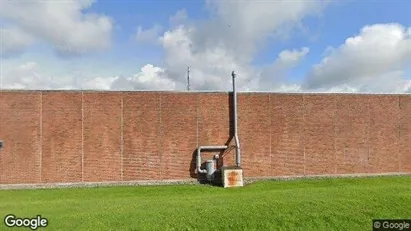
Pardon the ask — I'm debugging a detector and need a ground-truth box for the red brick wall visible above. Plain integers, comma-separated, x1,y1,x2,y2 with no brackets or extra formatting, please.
41,92,82,183
0,92,42,184
239,94,271,177
160,93,197,179
122,92,162,181
368,96,400,173
335,95,369,174
270,94,304,176
0,91,410,184
304,95,337,175
400,96,411,172
83,92,122,182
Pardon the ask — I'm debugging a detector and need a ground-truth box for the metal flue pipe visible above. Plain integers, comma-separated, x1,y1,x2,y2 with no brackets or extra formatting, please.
232,71,241,167
195,71,241,176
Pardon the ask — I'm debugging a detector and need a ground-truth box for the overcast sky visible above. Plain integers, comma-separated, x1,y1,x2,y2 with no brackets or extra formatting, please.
0,0,410,93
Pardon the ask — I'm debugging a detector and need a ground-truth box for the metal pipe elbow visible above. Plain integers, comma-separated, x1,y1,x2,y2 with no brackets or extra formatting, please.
197,167,207,174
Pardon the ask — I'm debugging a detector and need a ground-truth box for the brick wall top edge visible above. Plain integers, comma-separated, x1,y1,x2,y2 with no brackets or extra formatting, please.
0,89,410,96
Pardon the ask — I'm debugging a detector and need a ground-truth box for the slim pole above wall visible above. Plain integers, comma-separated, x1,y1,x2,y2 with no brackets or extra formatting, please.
187,66,190,91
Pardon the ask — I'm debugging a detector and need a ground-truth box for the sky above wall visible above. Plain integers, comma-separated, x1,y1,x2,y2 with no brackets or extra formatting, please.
0,0,410,93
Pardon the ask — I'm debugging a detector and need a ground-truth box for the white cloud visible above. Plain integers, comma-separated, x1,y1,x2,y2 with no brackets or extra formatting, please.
273,83,303,93
1,62,174,91
169,9,188,26
111,64,176,90
197,0,327,58
258,47,309,91
1,61,78,90
307,72,411,94
0,1,327,91
135,25,162,45
0,0,113,56
3,2,410,94
0,27,35,57
154,1,327,91
279,48,310,63
303,23,411,92
159,25,254,91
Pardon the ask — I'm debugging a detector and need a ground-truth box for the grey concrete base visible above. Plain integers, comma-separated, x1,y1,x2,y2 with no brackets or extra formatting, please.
0,172,410,190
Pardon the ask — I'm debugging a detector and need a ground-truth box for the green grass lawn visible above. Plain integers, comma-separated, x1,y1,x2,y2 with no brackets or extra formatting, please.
1,176,411,231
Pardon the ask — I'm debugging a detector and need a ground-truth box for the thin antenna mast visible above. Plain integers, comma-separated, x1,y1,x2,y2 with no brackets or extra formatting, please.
187,66,190,91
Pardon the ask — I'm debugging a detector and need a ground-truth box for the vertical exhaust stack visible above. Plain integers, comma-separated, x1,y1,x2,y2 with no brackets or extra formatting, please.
232,71,241,167
196,71,243,187
219,71,244,188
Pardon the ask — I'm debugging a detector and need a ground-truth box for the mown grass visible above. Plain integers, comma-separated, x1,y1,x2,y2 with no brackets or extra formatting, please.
1,176,410,230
